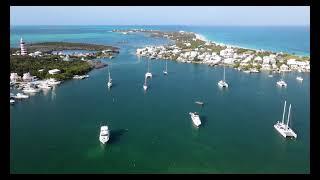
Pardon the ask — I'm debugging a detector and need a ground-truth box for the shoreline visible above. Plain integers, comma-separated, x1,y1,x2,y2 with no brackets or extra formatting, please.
132,29,309,74
193,33,309,57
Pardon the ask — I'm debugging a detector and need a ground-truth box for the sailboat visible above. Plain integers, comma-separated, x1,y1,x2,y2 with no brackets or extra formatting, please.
218,64,229,88
107,66,112,88
163,60,168,75
274,101,297,139
145,59,152,79
276,71,287,87
143,77,148,91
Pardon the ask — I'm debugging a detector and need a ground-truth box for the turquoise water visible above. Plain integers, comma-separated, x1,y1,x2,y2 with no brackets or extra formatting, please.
10,26,310,173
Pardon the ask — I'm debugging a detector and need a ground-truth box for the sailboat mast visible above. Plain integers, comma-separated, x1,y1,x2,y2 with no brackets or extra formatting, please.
166,60,167,71
286,104,291,129
282,101,287,124
223,65,226,82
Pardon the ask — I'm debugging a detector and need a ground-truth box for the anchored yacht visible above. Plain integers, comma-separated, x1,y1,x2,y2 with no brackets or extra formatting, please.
274,101,297,139
218,65,229,88
189,112,201,127
277,72,287,87
99,125,110,144
145,59,152,78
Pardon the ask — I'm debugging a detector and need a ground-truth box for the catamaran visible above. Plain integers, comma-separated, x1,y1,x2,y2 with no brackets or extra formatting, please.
189,112,201,127
274,101,297,139
145,59,152,79
143,77,148,91
107,66,112,88
99,125,110,144
277,72,287,87
163,60,168,75
218,64,229,88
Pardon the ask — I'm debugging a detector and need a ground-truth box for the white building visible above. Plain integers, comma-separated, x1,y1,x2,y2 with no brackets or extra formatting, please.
48,69,61,75
22,72,35,82
280,64,289,71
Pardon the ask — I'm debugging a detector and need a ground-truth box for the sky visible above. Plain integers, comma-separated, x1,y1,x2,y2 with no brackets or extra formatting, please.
10,6,310,26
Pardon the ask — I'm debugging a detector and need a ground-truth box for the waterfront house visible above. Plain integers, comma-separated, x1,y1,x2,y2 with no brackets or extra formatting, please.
280,64,289,71
48,69,61,75
10,73,21,82
22,72,35,82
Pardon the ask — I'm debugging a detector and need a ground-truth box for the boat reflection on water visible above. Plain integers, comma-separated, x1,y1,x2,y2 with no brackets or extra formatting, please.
51,86,56,100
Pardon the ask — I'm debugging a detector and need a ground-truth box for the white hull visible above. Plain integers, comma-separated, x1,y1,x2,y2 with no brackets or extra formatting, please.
143,85,148,91
163,71,168,75
277,80,287,87
23,88,40,93
99,126,110,144
296,77,303,81
107,81,112,88
274,122,297,138
14,93,29,99
189,112,201,127
10,99,15,104
218,80,228,88
145,72,152,79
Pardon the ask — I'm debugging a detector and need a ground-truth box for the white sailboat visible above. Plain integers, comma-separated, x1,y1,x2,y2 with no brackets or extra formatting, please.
274,101,297,139
143,77,148,91
145,59,152,79
107,66,112,88
163,60,168,75
99,125,110,144
218,64,229,88
277,72,287,87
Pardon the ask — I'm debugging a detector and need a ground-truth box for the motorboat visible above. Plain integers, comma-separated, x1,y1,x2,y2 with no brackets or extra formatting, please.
143,77,148,91
107,66,112,88
10,99,15,104
47,78,61,85
189,112,201,127
163,60,168,75
99,125,110,144
145,59,152,78
277,80,287,87
38,83,52,90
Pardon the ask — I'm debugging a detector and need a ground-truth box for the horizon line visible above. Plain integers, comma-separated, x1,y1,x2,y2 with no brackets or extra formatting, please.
10,24,310,27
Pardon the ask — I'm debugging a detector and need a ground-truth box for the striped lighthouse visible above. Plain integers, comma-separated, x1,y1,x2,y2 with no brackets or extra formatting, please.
20,37,27,55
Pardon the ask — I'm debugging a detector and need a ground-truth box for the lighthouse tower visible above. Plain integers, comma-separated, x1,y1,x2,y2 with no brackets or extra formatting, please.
20,37,27,56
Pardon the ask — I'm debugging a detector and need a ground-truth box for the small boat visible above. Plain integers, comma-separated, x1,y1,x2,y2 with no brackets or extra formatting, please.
99,125,110,144
243,70,251,74
218,65,229,88
277,72,287,87
14,93,29,99
143,77,148,91
268,74,273,77
195,101,204,106
296,76,303,81
163,60,168,75
274,101,297,139
189,112,201,127
10,99,15,104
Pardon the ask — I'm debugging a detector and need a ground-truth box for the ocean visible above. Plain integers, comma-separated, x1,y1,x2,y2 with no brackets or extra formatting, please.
10,25,310,173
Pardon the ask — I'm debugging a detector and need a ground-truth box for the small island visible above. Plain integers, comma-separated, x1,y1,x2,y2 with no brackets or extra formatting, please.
116,29,310,73
10,41,120,81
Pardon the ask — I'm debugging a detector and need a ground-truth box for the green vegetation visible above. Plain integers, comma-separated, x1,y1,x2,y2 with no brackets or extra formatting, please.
10,55,93,81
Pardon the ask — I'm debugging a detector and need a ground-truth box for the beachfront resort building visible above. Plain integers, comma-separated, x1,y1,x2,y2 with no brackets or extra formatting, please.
20,38,27,56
